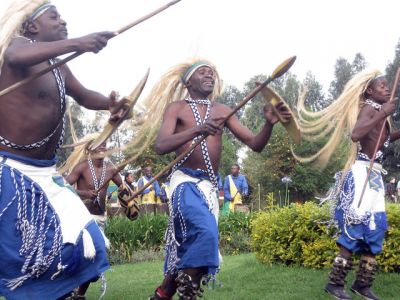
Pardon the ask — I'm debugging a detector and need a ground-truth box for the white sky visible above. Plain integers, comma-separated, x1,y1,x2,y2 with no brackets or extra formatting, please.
1,0,399,99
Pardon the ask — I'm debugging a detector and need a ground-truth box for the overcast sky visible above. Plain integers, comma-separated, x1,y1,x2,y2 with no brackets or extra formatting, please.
1,0,399,100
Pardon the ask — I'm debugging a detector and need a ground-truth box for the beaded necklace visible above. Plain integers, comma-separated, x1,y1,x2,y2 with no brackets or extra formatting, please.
87,157,107,206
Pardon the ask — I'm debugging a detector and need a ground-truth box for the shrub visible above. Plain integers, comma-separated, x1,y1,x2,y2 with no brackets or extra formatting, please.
219,212,252,255
378,204,400,272
105,214,168,263
251,202,400,272
106,212,253,263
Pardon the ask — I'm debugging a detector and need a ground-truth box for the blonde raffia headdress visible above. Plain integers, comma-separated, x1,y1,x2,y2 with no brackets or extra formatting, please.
293,69,382,172
121,57,222,162
58,133,100,175
0,0,51,72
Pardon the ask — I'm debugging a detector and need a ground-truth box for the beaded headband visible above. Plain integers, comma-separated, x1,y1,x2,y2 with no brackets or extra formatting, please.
29,3,54,21
182,61,213,83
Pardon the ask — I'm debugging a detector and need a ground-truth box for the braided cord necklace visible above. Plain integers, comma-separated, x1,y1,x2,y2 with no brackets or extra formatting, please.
171,97,219,191
87,157,107,205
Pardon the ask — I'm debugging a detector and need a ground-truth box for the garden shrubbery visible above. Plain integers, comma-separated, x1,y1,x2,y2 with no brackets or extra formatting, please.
378,204,400,272
106,212,252,264
251,202,400,272
105,214,168,264
219,212,252,255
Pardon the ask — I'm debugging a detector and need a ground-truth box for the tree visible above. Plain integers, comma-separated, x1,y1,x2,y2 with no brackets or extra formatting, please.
328,57,353,100
124,144,175,178
241,73,302,204
241,72,299,132
302,71,327,111
386,39,400,83
219,133,239,178
241,74,269,132
385,37,400,130
215,84,243,158
239,69,351,204
328,53,367,101
242,125,295,193
352,53,367,73
290,133,347,201
216,85,245,118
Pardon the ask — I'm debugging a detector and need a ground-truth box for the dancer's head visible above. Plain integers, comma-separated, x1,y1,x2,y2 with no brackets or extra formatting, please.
364,76,390,104
182,61,216,99
22,3,67,42
122,58,222,165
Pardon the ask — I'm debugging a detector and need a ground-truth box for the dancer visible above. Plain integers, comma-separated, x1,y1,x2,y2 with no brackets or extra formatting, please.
66,141,122,231
294,70,399,300
0,1,128,299
142,58,291,300
65,139,122,298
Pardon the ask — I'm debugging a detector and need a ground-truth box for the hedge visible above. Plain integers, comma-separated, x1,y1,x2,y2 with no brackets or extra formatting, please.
105,212,252,263
219,212,252,255
251,202,400,272
105,214,168,263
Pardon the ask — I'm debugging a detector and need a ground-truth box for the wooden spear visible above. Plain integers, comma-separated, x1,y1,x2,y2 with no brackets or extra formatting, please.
0,0,182,98
98,56,297,199
357,67,400,208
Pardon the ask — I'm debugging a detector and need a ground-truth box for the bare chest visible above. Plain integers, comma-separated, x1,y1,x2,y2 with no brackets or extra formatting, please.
80,164,109,189
176,104,213,131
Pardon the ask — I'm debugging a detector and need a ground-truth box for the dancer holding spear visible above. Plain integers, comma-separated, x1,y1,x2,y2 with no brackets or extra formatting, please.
294,69,400,300
0,0,180,299
117,57,293,300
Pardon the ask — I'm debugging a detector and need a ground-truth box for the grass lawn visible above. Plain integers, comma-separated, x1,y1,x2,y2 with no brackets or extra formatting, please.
84,253,400,300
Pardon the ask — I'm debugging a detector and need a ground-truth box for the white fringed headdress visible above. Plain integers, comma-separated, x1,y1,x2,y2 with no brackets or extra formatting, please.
0,0,50,72
293,69,382,172
58,133,100,175
123,57,222,161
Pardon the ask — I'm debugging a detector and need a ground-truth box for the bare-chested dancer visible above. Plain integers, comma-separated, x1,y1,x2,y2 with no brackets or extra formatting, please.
66,141,122,298
146,59,291,300
295,71,400,300
0,1,129,299
66,142,122,230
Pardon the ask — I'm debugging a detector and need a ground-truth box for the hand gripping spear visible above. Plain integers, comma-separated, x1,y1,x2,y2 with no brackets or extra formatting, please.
357,67,400,208
0,0,182,98
98,56,297,200
60,69,150,151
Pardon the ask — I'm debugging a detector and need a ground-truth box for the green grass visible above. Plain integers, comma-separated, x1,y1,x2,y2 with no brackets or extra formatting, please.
84,253,400,300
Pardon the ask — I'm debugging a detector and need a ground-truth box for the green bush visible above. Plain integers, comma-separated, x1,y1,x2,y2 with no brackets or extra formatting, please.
251,202,400,272
219,212,252,255
105,214,168,263
105,212,253,263
378,204,400,272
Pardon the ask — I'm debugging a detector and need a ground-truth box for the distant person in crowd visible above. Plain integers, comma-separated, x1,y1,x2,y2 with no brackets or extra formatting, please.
223,164,249,213
125,171,137,191
137,166,162,204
